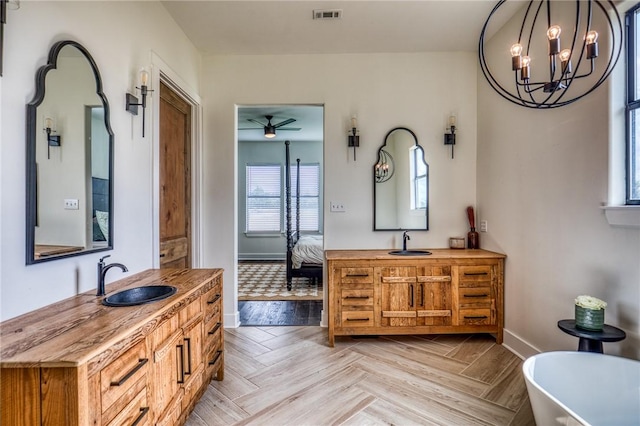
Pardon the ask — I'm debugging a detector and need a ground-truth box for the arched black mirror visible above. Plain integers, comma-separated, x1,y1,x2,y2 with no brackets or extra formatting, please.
373,127,428,231
26,40,114,264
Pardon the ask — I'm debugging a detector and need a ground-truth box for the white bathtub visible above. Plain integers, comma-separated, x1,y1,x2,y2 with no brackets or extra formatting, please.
523,351,640,426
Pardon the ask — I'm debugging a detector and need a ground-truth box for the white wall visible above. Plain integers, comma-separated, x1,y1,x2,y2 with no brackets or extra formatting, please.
202,52,479,326
0,1,201,321
477,3,640,359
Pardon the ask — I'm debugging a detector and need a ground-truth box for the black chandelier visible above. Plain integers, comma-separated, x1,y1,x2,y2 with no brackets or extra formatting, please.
479,0,622,109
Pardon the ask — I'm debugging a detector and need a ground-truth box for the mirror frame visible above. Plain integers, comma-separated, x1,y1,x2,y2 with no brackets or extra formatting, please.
26,40,114,265
373,127,429,231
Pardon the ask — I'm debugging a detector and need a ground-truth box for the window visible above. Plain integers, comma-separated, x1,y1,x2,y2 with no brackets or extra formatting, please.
410,147,427,210
290,163,320,231
627,3,640,204
246,164,281,232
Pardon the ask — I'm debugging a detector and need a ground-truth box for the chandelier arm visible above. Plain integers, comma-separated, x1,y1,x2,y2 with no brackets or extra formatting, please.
525,1,543,57
568,61,596,80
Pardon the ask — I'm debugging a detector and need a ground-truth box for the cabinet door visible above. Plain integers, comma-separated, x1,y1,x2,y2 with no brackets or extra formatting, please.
379,267,417,327
416,265,452,326
181,318,203,388
150,316,182,422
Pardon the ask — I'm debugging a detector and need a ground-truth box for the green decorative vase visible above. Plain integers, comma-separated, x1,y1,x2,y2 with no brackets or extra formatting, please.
575,305,604,331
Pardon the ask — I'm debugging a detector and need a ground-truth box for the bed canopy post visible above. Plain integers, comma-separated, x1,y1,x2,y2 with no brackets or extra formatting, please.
285,140,294,289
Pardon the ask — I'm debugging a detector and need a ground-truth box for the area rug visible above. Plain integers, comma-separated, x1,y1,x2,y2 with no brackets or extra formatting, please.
238,261,322,301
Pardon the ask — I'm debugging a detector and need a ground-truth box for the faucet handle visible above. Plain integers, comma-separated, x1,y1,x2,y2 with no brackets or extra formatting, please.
99,255,111,263
403,230,410,240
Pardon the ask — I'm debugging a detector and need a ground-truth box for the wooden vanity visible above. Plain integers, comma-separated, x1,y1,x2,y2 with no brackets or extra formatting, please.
326,249,505,347
0,268,224,426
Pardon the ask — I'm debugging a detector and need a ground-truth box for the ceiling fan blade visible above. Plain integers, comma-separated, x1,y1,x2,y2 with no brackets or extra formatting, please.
238,127,263,130
274,118,296,128
277,127,302,131
247,118,266,126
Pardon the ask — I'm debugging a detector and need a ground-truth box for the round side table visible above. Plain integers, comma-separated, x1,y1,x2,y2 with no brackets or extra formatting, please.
557,319,626,353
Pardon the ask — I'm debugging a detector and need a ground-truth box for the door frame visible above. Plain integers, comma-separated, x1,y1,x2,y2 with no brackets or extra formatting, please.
150,53,203,268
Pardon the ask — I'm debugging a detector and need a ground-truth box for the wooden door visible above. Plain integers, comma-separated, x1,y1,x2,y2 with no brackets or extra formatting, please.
159,82,191,268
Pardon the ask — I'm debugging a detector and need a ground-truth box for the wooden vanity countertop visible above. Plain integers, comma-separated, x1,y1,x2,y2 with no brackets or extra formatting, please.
325,248,506,261
0,268,223,369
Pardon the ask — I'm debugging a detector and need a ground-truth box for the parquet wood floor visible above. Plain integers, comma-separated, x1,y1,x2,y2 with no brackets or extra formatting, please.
239,301,323,326
186,328,535,426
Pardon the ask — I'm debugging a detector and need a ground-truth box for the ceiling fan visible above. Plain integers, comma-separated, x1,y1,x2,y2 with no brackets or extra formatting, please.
239,115,301,139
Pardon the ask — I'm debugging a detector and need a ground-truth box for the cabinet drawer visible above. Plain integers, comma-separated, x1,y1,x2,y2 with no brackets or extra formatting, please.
202,283,223,323
341,289,374,307
341,311,374,327
105,388,149,426
204,316,223,355
459,266,492,287
206,349,224,378
340,267,374,284
459,309,494,325
459,287,492,309
100,340,148,414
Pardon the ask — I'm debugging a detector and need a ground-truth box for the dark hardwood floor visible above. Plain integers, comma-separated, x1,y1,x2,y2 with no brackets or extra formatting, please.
239,300,322,326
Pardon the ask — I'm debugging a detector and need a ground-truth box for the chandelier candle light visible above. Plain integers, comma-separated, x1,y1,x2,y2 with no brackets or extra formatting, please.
479,0,622,109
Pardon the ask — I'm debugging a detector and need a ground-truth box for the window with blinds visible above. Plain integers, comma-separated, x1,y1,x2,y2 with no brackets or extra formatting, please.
246,164,281,232
290,164,320,232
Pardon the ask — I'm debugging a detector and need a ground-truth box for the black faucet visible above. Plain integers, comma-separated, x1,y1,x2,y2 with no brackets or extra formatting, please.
402,230,410,251
97,255,128,296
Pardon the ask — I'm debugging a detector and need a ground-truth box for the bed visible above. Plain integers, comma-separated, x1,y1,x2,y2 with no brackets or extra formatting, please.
285,140,323,291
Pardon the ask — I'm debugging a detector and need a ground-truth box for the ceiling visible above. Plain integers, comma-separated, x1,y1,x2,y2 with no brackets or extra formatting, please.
161,1,514,56
238,105,324,142
161,1,520,142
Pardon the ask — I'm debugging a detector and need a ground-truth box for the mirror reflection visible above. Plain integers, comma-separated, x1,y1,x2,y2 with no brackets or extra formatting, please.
374,127,428,231
26,41,113,264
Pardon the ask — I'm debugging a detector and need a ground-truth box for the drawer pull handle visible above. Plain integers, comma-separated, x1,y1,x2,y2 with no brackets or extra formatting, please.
177,344,185,384
209,350,223,366
420,284,424,306
409,284,414,308
109,358,148,387
346,318,370,322
345,296,369,300
463,294,489,298
208,322,222,335
207,294,221,304
464,272,488,276
464,315,488,319
184,337,192,375
132,407,149,426
345,273,369,277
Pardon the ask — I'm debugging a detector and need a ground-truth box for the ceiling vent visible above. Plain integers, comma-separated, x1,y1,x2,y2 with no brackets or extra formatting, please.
313,9,342,20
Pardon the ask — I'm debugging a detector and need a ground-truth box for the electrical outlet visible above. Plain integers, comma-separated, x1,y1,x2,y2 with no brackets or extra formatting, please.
330,201,346,212
64,199,79,210
480,220,488,232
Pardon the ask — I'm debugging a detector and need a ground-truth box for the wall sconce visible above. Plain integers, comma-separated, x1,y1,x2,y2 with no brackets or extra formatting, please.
444,114,456,159
125,68,153,137
43,117,61,159
347,115,359,161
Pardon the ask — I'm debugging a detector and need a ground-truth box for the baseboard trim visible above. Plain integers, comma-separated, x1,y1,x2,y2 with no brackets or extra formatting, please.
224,311,240,328
502,328,541,360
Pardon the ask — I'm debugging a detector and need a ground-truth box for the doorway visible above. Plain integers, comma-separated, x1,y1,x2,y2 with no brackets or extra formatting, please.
158,81,192,268
236,105,324,326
